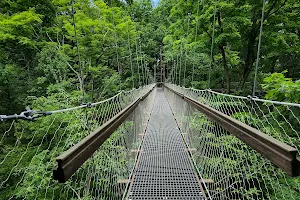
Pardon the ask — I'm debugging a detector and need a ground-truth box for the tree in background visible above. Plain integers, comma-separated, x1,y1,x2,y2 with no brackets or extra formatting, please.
162,0,300,94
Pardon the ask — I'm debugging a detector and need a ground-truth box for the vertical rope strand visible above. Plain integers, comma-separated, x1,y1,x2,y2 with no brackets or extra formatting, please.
208,4,217,89
71,0,85,103
139,42,145,86
124,7,135,89
253,0,266,97
179,41,183,86
111,0,121,90
183,13,191,87
127,25,134,89
192,0,201,88
135,38,141,87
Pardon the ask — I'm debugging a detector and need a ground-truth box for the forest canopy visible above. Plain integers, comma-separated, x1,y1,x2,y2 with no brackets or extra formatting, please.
0,0,300,199
0,0,299,118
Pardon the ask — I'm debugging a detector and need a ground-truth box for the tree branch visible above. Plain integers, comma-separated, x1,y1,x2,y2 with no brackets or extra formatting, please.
56,32,61,47
264,0,288,22
96,31,109,64
67,62,81,82
205,30,212,40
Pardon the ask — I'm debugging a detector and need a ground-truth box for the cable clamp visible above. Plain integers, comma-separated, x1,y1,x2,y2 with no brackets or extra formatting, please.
247,95,259,101
0,115,10,122
247,95,252,101
0,107,51,121
87,102,92,108
19,107,51,121
81,102,93,108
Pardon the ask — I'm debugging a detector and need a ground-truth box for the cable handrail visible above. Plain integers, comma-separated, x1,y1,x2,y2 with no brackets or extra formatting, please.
164,83,300,177
208,89,300,107
0,84,155,121
53,84,156,183
165,83,300,107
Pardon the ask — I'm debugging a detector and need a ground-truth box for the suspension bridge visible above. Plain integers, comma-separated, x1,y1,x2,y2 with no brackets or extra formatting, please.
1,82,300,199
1,0,300,199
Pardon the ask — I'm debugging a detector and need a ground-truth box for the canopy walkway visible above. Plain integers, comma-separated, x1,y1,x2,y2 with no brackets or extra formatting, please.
1,83,300,199
1,0,300,199
128,88,205,199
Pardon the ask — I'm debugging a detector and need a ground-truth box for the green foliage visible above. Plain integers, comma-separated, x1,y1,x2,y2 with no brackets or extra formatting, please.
262,70,300,103
0,0,153,199
1,0,300,199
162,0,300,93
37,45,70,84
188,109,300,199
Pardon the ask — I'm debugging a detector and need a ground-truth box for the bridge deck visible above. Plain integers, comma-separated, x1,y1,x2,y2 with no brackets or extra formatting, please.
128,88,205,199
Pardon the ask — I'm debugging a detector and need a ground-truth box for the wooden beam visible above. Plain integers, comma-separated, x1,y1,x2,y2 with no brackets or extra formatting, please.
53,85,156,183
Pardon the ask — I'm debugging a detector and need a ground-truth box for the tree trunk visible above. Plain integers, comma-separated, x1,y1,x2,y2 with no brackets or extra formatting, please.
217,12,230,93
270,57,278,74
241,31,256,89
5,77,13,113
91,78,94,102
240,11,260,89
219,45,230,93
239,1,287,88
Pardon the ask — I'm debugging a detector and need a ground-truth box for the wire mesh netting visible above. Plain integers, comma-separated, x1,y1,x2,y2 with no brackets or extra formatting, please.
128,88,205,200
0,84,156,200
164,83,300,200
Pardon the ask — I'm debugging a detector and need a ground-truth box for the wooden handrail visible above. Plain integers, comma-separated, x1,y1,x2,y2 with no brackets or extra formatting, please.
53,85,156,183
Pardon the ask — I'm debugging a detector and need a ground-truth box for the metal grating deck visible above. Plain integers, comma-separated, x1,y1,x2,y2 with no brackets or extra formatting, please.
128,88,205,199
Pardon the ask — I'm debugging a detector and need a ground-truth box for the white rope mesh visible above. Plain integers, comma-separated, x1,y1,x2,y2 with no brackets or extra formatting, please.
0,84,156,199
165,83,300,199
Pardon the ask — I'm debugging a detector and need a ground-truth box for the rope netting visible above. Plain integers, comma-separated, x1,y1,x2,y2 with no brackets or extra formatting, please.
164,83,300,199
0,84,156,200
